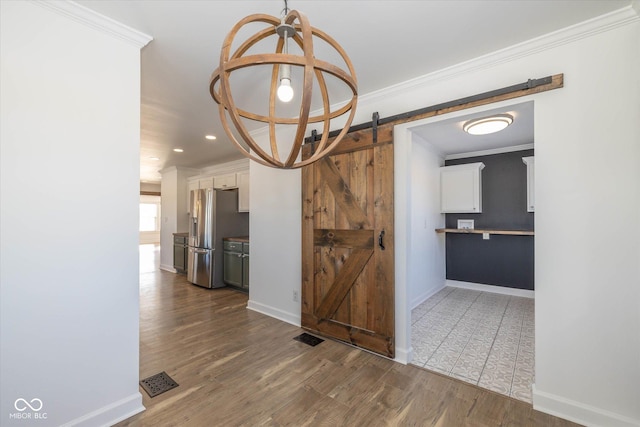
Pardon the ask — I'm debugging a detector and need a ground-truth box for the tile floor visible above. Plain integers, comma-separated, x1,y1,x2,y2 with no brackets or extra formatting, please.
411,286,535,403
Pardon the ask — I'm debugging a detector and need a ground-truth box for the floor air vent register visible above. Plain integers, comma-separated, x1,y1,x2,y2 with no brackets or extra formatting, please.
139,371,179,398
293,332,324,347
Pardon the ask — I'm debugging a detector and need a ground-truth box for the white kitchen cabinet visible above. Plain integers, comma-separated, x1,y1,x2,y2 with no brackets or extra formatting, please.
187,180,199,213
214,173,237,189
237,171,250,212
522,156,535,212
198,177,214,189
440,162,485,213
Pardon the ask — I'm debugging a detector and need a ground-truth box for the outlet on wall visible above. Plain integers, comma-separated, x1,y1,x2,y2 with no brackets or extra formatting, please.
292,290,299,302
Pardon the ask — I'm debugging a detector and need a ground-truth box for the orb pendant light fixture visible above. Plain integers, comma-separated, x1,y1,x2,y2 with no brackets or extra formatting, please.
209,1,358,169
463,114,514,135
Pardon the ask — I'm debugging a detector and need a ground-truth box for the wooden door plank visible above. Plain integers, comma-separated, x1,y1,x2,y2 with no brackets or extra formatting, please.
301,163,315,316
333,152,352,232
318,157,371,230
317,159,336,305
301,313,394,358
371,143,395,339
315,248,373,320
332,153,353,324
302,125,394,159
349,149,374,329
314,229,374,249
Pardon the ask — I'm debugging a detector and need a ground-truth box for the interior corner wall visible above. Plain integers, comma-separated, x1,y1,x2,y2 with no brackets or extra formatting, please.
249,12,639,426
159,166,197,271
0,2,145,426
409,137,446,308
160,168,179,271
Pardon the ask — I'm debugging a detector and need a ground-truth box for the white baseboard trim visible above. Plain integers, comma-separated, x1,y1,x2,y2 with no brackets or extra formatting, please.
60,392,144,427
446,280,534,298
532,384,640,427
159,264,177,273
394,345,413,365
247,300,301,327
411,284,446,310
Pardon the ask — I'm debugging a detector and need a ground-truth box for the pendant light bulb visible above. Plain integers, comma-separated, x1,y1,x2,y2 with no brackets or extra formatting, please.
277,23,294,103
277,75,294,102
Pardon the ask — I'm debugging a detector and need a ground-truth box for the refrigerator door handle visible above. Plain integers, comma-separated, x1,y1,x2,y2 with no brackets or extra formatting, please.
193,248,209,254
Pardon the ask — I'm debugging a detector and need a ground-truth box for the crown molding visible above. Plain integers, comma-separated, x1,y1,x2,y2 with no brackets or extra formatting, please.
445,143,535,160
253,5,638,146
361,5,639,106
33,1,152,49
198,158,250,177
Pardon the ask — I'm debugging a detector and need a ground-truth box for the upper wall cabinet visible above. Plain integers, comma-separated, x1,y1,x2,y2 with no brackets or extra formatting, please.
522,156,535,212
440,162,485,213
237,171,249,212
198,177,214,189
214,173,238,190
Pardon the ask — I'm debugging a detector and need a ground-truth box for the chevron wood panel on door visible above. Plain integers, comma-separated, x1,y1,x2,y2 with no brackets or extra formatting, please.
301,135,394,358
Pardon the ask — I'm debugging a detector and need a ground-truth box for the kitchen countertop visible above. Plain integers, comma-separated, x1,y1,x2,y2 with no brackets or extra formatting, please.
223,236,249,243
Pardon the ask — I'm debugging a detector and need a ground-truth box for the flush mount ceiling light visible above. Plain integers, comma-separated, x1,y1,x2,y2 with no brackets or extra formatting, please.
173,148,184,153
209,0,358,169
463,114,514,135
205,135,217,140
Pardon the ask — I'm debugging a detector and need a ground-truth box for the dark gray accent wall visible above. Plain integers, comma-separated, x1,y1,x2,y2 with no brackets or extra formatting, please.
445,149,534,290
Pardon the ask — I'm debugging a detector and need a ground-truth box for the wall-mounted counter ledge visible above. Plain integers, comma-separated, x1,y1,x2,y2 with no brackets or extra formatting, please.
435,228,534,236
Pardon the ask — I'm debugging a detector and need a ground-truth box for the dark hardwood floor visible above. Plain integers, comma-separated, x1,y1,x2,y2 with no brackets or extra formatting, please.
117,245,580,426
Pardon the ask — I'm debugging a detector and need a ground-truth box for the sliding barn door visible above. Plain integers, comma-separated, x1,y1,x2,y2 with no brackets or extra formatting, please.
301,132,394,358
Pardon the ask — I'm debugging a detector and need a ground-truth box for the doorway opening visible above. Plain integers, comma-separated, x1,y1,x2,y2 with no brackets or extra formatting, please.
396,99,535,403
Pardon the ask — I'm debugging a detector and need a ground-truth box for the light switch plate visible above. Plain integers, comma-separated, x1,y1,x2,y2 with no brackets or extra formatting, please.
483,233,490,240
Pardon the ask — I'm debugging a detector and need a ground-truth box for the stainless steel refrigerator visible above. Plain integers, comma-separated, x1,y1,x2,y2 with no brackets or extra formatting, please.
187,188,249,288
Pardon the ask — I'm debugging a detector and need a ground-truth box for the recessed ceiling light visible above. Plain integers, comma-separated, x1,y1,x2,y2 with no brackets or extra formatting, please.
149,156,160,160
173,148,184,153
463,114,513,135
205,135,217,140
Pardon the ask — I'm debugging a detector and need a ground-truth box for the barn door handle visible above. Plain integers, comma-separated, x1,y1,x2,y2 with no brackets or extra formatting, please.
378,230,385,250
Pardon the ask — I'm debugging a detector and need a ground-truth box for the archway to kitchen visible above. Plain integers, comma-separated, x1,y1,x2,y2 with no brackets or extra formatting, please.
395,98,536,403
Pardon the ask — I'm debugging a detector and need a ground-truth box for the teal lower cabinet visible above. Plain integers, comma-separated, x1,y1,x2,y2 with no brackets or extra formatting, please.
223,239,249,291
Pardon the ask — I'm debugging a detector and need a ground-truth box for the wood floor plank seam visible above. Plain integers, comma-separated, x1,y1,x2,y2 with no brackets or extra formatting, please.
118,245,581,427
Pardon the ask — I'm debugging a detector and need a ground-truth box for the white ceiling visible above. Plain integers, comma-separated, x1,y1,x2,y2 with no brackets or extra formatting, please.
411,101,534,157
76,0,631,183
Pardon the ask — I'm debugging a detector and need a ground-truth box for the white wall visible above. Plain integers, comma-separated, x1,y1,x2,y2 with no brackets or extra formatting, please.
392,128,446,362
160,168,179,271
0,2,150,426
409,136,446,308
247,163,302,325
159,167,197,271
249,7,640,426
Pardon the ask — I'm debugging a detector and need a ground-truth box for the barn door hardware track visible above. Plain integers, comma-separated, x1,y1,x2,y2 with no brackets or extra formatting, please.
304,74,563,145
